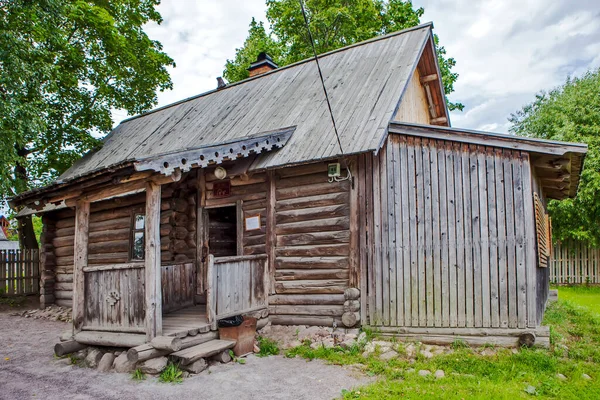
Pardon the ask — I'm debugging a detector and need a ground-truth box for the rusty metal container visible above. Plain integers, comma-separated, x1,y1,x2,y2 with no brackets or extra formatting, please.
218,316,257,356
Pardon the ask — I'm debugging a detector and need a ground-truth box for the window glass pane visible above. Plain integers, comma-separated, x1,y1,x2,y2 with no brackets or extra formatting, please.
132,231,145,260
135,214,145,230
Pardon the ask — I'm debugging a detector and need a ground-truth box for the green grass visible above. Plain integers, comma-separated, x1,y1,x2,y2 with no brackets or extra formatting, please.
286,287,600,399
256,336,280,357
131,368,146,381
553,286,600,315
158,362,183,384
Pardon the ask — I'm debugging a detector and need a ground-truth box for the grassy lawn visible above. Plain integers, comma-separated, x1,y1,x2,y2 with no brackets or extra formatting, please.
285,286,600,399
554,286,600,316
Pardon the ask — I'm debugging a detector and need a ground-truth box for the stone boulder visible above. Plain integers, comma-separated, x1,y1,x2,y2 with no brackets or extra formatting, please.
139,356,168,375
181,358,208,374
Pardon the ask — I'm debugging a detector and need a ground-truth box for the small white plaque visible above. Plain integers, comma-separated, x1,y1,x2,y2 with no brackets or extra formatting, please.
245,215,261,231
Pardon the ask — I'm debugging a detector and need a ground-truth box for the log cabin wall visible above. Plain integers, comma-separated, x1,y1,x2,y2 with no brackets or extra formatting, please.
368,134,539,330
42,173,199,309
269,162,353,327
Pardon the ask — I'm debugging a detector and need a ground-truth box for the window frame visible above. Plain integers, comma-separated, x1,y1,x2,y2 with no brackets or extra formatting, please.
130,212,146,261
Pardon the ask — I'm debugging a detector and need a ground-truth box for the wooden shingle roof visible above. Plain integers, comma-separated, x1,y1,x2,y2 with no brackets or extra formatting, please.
59,23,433,180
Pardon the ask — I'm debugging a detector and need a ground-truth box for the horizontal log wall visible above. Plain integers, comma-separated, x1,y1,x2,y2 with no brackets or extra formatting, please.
369,134,538,330
271,162,352,326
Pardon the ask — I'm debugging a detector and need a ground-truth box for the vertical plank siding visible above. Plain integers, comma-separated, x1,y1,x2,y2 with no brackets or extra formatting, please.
0,249,40,296
368,135,539,329
551,241,600,284
161,263,196,313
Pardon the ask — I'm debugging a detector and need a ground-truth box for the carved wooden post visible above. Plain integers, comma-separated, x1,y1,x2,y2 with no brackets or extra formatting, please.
206,254,217,330
72,200,90,334
145,181,162,341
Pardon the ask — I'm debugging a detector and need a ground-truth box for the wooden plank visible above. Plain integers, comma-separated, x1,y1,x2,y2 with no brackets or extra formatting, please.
486,148,499,328
357,155,368,326
73,200,90,334
512,153,527,329
407,137,420,327
495,149,509,328
469,145,482,327
429,138,442,328
453,143,466,327
349,157,360,289
391,137,403,326
170,339,236,365
477,148,491,328
384,141,396,326
423,138,434,327
145,182,162,341
503,150,518,328
462,144,474,328
521,152,537,328
365,154,376,325
445,142,457,327
236,200,244,256
399,136,412,326
372,150,383,325
438,140,449,327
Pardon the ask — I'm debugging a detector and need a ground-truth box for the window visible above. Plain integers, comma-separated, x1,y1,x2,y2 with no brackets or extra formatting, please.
131,213,145,261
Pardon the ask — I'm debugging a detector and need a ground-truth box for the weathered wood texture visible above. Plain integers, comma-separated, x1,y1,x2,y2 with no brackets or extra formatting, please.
368,135,540,329
271,162,352,324
551,240,600,284
208,255,268,321
0,249,39,297
83,263,145,332
161,263,195,313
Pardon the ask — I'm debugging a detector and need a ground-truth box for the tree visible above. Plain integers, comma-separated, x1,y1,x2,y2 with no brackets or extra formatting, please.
0,0,174,248
509,69,600,246
223,0,462,111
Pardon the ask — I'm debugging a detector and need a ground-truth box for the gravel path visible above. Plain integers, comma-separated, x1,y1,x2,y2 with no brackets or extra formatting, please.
0,312,371,400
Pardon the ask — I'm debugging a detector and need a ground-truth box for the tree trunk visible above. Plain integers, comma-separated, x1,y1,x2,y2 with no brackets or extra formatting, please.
14,148,39,249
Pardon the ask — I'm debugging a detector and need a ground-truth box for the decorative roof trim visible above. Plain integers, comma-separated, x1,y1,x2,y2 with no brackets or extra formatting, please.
134,126,296,176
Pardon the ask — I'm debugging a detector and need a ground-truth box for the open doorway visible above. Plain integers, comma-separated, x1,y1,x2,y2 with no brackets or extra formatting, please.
207,205,238,257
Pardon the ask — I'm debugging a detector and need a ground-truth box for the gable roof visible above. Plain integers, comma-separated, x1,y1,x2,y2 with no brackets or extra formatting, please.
59,23,435,181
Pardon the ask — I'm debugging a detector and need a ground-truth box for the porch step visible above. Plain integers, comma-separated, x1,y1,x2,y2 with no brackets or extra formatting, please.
170,339,236,365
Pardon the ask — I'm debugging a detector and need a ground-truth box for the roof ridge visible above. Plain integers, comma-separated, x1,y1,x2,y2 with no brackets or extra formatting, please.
119,22,434,125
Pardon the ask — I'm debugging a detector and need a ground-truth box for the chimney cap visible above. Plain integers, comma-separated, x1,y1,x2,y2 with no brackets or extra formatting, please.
216,77,226,89
248,52,278,73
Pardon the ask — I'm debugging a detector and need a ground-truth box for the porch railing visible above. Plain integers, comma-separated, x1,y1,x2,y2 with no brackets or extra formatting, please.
207,254,269,326
0,249,39,296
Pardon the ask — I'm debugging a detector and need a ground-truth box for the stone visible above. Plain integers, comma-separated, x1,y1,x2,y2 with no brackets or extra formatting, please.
139,356,168,375
480,349,496,357
420,350,433,359
113,353,136,373
406,368,415,374
434,370,445,379
55,358,72,367
363,342,376,354
340,339,356,349
582,374,592,380
289,340,302,349
556,373,567,381
84,349,103,369
181,358,208,374
74,349,88,360
373,340,392,350
379,350,398,361
321,338,335,348
346,328,360,335
181,371,191,378
298,326,325,341
418,370,431,377
405,344,416,357
357,332,367,344
97,353,115,372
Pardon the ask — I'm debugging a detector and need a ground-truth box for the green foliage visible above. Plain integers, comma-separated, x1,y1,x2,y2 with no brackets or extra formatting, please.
451,339,469,349
510,70,600,245
0,0,174,203
131,368,146,381
5,215,41,243
256,336,280,357
158,362,183,384
287,295,600,399
223,0,462,111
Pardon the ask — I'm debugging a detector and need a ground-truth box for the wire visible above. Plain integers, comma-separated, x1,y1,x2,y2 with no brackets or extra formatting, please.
298,0,345,158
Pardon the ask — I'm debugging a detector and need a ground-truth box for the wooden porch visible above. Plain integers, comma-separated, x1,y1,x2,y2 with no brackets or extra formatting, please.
163,305,211,337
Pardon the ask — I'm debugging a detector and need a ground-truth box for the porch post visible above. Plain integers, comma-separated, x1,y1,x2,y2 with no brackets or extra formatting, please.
145,181,162,340
72,200,90,334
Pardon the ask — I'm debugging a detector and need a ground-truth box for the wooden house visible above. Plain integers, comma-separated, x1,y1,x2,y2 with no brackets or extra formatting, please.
10,23,587,352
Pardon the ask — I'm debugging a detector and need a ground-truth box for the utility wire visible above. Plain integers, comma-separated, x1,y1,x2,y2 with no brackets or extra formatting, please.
298,0,345,157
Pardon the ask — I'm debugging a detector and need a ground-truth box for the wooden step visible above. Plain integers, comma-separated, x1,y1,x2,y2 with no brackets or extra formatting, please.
170,339,236,365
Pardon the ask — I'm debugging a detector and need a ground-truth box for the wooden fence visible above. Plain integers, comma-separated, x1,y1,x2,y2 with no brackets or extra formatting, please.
551,241,600,284
0,249,40,296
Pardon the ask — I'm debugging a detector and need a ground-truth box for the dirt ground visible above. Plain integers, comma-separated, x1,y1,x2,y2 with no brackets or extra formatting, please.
0,309,371,400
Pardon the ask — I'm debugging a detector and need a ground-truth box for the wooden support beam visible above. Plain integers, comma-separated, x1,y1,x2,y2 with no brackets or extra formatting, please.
145,181,162,341
72,200,90,334
420,73,438,83
206,255,217,330
266,171,276,294
236,200,244,256
430,117,448,125
196,169,206,294
348,162,360,288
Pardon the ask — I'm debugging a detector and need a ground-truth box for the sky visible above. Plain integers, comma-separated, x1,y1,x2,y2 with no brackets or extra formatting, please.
112,0,600,134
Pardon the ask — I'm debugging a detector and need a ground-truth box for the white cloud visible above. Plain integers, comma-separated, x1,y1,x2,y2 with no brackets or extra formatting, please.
112,0,600,136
